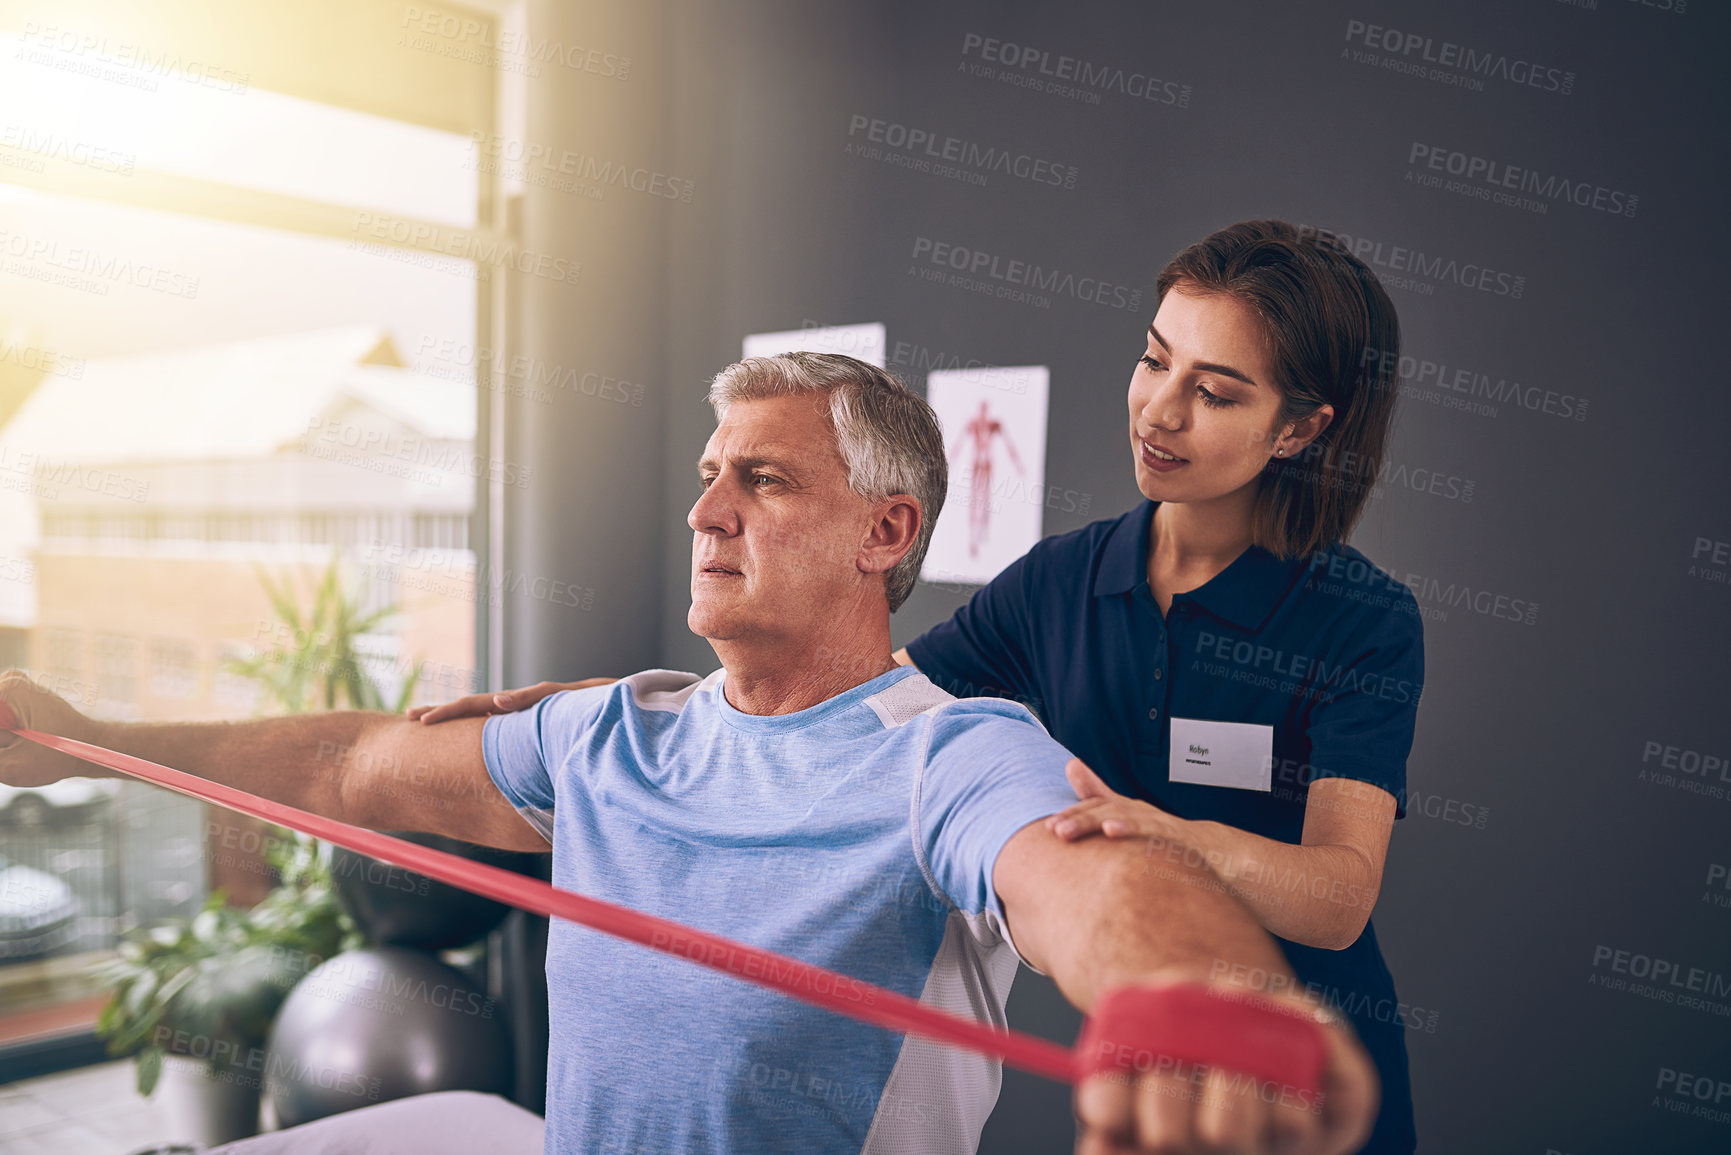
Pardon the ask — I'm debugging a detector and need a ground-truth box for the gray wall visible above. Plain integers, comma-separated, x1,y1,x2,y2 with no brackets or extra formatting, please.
506,1,1731,1150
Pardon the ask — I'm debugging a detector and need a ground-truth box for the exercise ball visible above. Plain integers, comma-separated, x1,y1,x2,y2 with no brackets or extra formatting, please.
331,831,544,949
263,946,513,1128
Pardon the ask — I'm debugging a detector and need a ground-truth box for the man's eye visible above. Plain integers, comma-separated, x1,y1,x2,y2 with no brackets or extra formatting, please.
698,476,715,490
752,474,777,488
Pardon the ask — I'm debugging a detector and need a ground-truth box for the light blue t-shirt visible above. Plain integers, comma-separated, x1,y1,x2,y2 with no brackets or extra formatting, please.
480,664,1079,1155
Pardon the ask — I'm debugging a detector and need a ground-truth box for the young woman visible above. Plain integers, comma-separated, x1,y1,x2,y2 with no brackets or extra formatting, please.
412,219,1424,1153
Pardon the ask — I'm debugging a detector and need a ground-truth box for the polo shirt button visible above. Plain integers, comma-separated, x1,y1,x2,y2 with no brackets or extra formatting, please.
1153,668,1163,680
1148,707,1160,721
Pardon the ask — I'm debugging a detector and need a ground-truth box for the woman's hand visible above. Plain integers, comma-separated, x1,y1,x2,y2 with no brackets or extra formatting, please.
1049,758,1396,950
1048,758,1184,842
405,677,619,725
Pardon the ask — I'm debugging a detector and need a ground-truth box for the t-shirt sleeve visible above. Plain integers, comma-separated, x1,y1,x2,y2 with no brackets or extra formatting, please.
481,685,613,819
1304,592,1425,819
914,701,1079,966
905,545,1042,709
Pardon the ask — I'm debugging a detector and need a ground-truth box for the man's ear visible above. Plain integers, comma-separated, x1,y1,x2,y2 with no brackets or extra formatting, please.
858,495,922,576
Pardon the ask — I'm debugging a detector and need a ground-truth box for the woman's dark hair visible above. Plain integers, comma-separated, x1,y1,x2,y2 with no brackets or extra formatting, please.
1154,219,1401,559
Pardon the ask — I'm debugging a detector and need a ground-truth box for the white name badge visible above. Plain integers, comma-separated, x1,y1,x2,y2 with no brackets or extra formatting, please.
1168,717,1275,792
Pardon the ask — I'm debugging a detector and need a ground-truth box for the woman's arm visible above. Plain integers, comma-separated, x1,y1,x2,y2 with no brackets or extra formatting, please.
1049,765,1395,951
406,677,619,724
413,659,915,727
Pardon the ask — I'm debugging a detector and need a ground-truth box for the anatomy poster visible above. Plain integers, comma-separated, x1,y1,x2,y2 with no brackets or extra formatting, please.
742,322,886,367
921,365,1049,587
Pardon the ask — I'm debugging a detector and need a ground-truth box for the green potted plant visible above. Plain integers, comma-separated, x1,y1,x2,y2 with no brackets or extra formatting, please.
94,830,363,1145
225,549,423,714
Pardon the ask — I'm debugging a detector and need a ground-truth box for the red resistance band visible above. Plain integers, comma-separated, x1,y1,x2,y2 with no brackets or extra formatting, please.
0,709,1325,1097
1077,985,1326,1105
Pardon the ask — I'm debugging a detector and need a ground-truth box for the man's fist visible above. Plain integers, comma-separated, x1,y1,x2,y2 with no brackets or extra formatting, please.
1073,978,1378,1154
0,669,102,787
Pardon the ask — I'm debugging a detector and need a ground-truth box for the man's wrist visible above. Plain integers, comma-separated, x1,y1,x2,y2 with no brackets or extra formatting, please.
1098,965,1348,1036
1095,960,1280,1009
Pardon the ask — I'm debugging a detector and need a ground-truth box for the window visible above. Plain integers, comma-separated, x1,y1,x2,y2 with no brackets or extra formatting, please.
147,638,198,700
90,634,138,716
0,0,514,1062
40,627,83,685
210,642,261,712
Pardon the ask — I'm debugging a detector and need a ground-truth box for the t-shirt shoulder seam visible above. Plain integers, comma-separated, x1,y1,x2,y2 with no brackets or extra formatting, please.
908,715,963,916
927,694,1051,736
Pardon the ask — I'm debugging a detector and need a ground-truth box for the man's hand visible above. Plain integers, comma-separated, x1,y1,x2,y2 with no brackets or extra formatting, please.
0,669,104,787
1073,974,1378,1154
993,757,1380,1154
406,677,617,725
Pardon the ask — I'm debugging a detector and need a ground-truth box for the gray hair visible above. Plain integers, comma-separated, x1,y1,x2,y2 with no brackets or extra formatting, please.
706,352,946,612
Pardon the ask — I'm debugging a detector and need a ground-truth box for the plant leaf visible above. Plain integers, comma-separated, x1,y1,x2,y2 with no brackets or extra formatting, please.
136,1046,163,1097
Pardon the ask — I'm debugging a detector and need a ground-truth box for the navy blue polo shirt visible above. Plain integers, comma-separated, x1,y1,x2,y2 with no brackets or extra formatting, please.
908,498,1424,1153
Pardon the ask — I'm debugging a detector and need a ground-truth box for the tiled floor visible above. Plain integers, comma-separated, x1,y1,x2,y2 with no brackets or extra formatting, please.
0,1058,204,1154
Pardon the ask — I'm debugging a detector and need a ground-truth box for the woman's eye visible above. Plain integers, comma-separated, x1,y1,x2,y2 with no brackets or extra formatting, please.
1196,385,1234,410
1138,354,1164,372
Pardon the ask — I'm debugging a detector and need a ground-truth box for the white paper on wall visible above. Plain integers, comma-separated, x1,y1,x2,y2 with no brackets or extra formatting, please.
921,365,1049,588
741,322,886,367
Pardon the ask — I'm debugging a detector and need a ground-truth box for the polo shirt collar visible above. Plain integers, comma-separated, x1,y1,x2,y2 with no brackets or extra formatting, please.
1091,499,1308,632
1091,502,1150,598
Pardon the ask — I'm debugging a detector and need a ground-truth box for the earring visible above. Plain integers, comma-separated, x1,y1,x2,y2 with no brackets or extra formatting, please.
1274,447,1284,457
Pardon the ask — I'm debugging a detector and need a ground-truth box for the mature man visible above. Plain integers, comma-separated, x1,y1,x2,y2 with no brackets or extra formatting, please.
0,353,1375,1154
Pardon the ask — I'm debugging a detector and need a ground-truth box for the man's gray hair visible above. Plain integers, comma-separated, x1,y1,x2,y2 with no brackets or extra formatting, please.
706,352,947,612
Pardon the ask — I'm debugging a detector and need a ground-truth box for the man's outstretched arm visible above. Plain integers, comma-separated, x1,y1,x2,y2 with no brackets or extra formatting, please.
0,670,549,853
993,758,1378,1155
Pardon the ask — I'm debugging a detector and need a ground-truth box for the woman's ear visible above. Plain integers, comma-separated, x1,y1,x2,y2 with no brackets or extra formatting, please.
1281,404,1335,457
